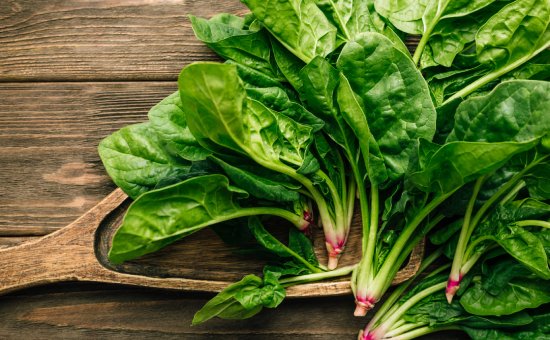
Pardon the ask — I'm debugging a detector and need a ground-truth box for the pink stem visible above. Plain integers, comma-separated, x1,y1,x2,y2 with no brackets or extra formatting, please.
445,274,462,303
354,295,377,316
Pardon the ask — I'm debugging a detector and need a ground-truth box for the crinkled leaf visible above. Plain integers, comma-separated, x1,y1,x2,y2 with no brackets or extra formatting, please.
476,0,550,68
192,274,263,325
242,0,338,63
148,91,212,161
461,277,550,316
211,156,300,202
409,140,537,194
447,80,550,143
190,14,277,77
337,32,436,180
98,122,192,199
288,228,319,266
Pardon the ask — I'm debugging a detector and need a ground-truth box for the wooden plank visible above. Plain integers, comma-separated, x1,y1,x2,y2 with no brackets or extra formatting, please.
0,284,466,339
0,0,246,81
0,81,175,233
0,236,39,248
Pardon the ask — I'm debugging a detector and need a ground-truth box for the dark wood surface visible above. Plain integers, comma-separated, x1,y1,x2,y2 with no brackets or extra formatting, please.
0,1,461,339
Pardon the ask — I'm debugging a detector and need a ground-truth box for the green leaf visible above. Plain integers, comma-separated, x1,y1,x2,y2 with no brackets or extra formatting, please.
247,217,320,273
461,276,550,316
210,156,300,202
447,80,550,143
98,122,192,199
192,275,263,325
288,228,319,266
409,139,538,194
108,175,251,263
235,277,285,309
179,62,316,170
270,37,305,90
476,0,550,68
525,162,550,199
337,33,436,180
373,0,427,35
470,199,550,279
462,309,550,339
179,62,247,155
242,0,338,63
148,91,212,161
189,14,277,77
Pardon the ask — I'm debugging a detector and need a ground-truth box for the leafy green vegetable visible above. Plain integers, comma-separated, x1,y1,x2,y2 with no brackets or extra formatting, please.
337,32,436,180
98,122,192,199
108,175,307,264
192,272,284,325
190,14,279,78
242,0,338,63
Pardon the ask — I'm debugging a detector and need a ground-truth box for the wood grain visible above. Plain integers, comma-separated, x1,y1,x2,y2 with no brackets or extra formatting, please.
0,81,175,233
0,284,466,339
0,0,246,81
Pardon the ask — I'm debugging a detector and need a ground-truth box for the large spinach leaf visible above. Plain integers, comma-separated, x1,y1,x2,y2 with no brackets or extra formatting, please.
242,0,338,63
337,33,436,180
190,14,279,78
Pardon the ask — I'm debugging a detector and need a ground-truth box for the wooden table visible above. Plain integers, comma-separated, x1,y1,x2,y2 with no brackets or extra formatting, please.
0,1,463,338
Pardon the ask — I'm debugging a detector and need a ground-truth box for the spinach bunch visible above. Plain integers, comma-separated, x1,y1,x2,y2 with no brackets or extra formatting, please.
98,0,550,328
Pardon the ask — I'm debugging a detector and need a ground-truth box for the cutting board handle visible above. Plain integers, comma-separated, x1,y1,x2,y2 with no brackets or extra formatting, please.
0,189,243,295
0,189,128,294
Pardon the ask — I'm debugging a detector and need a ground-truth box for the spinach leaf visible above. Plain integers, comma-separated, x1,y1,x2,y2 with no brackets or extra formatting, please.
288,228,319,267
337,33,436,180
461,271,550,316
476,0,550,69
108,175,247,263
210,156,300,202
148,91,212,162
108,174,306,264
242,0,338,63
179,63,316,170
190,14,278,78
409,140,538,194
447,80,550,143
247,217,320,273
192,272,285,325
98,122,192,199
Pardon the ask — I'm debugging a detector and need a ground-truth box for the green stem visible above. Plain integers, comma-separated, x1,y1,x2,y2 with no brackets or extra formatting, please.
412,1,449,65
385,326,460,340
246,207,309,230
444,40,550,104
252,158,337,239
369,191,455,299
346,175,357,229
279,264,356,286
360,185,380,285
516,220,550,229
377,282,447,336
500,180,526,206
376,213,445,302
461,251,485,276
463,236,494,262
386,322,427,337
368,249,447,330
465,155,549,250
449,176,484,283
316,169,345,231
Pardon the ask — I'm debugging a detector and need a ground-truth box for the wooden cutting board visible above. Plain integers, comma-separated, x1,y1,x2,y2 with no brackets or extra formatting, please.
0,188,423,296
